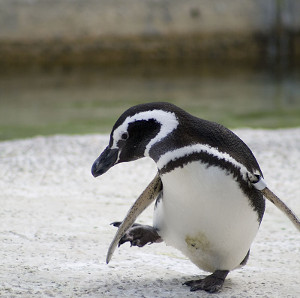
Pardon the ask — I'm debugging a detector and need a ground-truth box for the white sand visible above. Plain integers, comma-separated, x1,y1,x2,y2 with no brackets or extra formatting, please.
0,129,299,297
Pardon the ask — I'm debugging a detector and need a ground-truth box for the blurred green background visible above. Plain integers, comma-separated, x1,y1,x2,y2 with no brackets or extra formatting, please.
0,0,300,141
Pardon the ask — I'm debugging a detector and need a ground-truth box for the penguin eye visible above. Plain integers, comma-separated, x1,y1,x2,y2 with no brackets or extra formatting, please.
121,132,129,141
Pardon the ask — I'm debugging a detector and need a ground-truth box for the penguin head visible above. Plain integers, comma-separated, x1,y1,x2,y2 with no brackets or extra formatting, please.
91,102,179,177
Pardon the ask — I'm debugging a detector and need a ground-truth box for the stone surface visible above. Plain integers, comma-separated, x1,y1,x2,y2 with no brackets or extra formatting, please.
0,0,299,67
0,129,299,297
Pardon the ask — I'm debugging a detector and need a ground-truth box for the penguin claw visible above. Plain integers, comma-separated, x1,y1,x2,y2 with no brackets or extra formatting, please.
184,278,223,293
112,224,162,248
184,270,229,293
110,221,121,227
110,221,142,228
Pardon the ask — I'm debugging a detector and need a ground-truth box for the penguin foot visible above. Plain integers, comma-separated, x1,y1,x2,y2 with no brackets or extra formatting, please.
111,222,162,247
184,270,229,293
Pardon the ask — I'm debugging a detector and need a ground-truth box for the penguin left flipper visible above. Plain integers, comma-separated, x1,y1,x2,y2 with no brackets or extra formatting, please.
184,270,229,293
112,222,162,247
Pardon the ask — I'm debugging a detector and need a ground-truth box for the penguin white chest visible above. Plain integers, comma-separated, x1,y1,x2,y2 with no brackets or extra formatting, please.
153,161,260,272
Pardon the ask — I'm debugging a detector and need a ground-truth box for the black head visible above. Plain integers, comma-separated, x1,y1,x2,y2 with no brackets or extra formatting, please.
91,102,180,177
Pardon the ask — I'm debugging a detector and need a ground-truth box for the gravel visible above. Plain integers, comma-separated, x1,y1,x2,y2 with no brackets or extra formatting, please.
0,129,299,297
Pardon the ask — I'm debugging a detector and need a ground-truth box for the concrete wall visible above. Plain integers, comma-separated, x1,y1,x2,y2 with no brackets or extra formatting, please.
0,0,299,67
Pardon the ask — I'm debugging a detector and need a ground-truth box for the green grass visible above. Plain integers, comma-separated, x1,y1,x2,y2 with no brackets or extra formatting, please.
1,67,300,141
1,105,299,141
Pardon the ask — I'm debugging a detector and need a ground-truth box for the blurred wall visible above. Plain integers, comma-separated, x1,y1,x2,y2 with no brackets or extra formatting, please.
0,0,299,67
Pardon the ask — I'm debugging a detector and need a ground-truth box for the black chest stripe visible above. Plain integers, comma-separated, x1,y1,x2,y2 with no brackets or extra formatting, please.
159,151,242,178
158,152,265,222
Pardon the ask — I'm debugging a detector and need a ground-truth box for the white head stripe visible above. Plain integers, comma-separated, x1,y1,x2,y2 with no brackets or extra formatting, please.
112,110,179,155
157,144,252,180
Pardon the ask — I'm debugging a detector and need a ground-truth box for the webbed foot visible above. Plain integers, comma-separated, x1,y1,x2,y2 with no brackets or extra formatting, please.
111,222,162,247
184,270,229,293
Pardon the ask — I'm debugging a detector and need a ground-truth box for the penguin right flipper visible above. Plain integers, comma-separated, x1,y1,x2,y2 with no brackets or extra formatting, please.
252,176,300,231
113,223,162,247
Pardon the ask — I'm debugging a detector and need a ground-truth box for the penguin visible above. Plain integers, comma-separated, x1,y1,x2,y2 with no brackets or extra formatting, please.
91,102,298,293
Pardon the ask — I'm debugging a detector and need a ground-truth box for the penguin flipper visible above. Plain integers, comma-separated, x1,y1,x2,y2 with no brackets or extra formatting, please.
106,173,162,263
252,176,300,231
184,270,229,293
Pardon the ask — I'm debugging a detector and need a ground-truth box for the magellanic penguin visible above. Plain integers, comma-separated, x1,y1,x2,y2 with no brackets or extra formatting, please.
91,102,300,293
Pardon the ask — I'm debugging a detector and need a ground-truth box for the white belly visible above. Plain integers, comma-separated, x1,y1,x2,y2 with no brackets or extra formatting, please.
153,161,260,272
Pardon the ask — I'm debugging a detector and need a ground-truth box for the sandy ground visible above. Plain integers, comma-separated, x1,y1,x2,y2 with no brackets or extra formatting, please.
0,129,299,298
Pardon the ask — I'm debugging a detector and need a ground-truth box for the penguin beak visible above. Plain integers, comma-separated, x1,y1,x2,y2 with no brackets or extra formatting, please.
91,147,119,177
